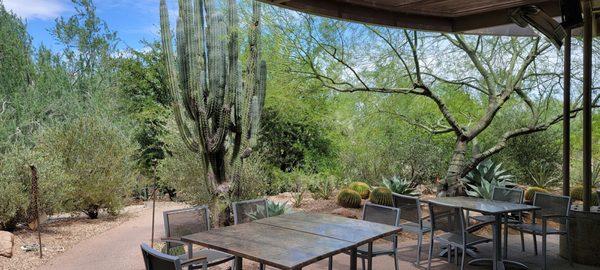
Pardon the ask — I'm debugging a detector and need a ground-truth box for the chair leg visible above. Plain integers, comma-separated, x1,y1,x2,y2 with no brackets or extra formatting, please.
427,234,434,270
542,234,547,270
328,256,333,270
416,232,422,264
361,257,366,270
520,231,525,252
533,234,538,255
447,245,451,263
566,233,573,267
394,252,399,270
503,220,508,259
460,246,466,270
259,263,265,270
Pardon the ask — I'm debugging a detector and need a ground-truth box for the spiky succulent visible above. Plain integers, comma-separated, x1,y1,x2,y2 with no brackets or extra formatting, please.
337,188,362,208
349,182,370,199
369,187,393,206
382,176,418,196
246,201,289,220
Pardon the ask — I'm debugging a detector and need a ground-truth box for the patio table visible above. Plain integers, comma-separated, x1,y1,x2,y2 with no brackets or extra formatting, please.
429,196,540,270
181,212,402,270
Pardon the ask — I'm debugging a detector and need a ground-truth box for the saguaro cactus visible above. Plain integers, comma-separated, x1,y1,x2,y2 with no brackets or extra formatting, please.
160,0,266,201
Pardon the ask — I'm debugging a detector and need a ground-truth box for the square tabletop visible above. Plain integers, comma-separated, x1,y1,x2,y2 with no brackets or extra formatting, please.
182,222,352,269
428,196,540,214
181,212,401,270
255,212,402,245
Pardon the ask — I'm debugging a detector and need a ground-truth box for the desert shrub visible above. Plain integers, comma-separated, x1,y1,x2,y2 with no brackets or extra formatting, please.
348,182,370,199
570,186,599,206
524,187,550,202
337,189,361,208
307,174,336,200
0,146,66,230
36,116,135,219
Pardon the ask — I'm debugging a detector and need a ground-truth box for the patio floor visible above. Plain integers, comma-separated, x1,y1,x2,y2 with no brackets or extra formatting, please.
299,233,597,270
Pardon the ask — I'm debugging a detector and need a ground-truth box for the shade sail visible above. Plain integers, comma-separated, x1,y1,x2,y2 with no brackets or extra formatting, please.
258,0,563,35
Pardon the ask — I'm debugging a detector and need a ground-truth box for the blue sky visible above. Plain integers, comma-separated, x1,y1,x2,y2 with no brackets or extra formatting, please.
3,0,178,51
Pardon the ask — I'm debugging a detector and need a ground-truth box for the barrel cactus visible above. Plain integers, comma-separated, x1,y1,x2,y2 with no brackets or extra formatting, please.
337,189,362,208
524,187,549,202
570,186,599,206
369,187,393,206
349,182,370,199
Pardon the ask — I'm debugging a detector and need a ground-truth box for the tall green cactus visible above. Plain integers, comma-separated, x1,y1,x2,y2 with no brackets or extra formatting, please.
159,0,266,197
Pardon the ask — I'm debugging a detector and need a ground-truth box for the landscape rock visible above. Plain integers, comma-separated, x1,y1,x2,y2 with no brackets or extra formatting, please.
0,231,14,258
331,208,359,219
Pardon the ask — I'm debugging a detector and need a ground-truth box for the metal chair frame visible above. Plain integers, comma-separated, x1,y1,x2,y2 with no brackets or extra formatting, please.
231,198,269,270
141,243,207,270
163,205,235,270
391,193,432,264
427,201,490,270
508,192,573,270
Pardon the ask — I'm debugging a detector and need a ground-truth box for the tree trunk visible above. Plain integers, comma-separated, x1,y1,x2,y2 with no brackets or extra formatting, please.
440,139,469,196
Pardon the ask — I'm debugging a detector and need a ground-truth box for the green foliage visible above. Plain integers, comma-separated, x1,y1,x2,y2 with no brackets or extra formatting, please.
36,116,135,218
307,175,336,200
116,41,170,176
290,191,305,208
525,161,561,189
382,176,418,195
348,182,370,199
258,107,334,172
369,187,393,206
570,186,599,206
337,189,362,208
524,187,550,202
0,4,33,97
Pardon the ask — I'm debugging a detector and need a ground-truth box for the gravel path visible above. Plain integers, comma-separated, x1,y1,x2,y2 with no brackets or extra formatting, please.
41,201,187,270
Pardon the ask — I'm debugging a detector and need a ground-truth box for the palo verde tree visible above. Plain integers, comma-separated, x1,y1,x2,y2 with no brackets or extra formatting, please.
160,0,266,220
278,15,599,196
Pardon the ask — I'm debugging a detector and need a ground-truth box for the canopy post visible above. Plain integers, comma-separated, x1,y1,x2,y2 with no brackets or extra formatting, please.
582,0,593,212
562,28,572,197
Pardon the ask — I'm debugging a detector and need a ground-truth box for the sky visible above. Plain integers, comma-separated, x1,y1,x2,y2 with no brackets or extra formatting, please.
3,0,178,51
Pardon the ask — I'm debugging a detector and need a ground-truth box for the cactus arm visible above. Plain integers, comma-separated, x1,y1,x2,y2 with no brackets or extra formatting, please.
160,0,199,152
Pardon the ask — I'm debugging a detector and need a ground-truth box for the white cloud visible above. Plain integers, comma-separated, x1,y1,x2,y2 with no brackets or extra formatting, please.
3,0,68,20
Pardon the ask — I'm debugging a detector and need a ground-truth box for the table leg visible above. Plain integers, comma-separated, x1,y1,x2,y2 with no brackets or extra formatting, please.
493,213,502,270
367,242,373,270
349,248,357,270
234,256,243,270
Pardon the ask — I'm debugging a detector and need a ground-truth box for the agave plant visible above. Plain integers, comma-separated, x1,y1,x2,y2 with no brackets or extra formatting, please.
382,176,419,195
465,178,510,199
246,201,289,220
462,159,513,187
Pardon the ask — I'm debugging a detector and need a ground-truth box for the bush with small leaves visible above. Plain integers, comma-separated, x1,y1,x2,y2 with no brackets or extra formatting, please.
337,189,362,208
349,182,370,199
524,187,549,202
369,187,393,206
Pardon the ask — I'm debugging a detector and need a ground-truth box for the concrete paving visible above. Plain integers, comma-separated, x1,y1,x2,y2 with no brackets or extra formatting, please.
41,205,596,270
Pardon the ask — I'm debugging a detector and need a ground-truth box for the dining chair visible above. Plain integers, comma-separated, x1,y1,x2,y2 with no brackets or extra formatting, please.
508,192,572,270
231,198,269,270
163,206,235,269
141,243,207,270
330,202,400,270
427,201,490,270
232,198,269,224
468,186,525,257
391,193,431,264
